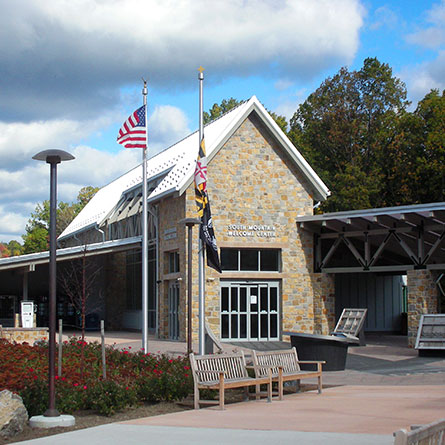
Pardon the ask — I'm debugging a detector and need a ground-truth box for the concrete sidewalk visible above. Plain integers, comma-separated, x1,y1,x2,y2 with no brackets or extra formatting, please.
16,384,445,444
16,333,445,444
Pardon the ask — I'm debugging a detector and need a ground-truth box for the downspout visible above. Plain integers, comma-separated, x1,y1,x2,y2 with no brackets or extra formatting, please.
95,224,106,243
73,233,81,245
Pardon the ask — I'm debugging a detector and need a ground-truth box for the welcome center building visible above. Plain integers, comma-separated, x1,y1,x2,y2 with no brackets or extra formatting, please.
1,96,444,347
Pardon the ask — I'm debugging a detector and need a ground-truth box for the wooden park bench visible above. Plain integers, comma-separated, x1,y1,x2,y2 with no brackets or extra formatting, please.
189,351,272,410
251,347,324,400
393,418,445,445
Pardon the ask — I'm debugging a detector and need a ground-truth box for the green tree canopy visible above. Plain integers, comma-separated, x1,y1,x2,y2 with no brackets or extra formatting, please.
22,186,99,254
203,98,244,124
203,97,288,133
289,57,410,212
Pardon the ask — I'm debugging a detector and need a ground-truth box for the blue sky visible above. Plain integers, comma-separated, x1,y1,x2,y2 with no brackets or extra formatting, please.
0,0,444,242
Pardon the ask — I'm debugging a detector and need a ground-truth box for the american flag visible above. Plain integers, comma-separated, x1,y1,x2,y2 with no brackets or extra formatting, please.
117,105,147,149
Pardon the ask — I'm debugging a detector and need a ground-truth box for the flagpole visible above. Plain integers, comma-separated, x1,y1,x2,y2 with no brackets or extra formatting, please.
142,80,149,353
198,67,205,355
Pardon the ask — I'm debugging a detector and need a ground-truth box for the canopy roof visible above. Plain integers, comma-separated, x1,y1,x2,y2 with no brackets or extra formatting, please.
0,237,142,272
296,202,445,272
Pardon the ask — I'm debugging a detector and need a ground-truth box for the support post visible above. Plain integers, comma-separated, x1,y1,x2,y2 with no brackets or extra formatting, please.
101,320,106,379
141,80,149,353
58,319,62,377
181,218,200,355
198,68,205,356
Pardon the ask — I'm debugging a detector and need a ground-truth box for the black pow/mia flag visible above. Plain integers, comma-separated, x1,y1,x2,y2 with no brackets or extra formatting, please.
199,200,222,273
194,136,221,273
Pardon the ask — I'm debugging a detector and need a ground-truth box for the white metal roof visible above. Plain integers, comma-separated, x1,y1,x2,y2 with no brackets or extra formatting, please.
60,96,330,240
0,237,142,271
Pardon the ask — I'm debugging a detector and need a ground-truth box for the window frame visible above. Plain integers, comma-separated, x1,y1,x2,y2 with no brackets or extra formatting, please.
221,248,281,272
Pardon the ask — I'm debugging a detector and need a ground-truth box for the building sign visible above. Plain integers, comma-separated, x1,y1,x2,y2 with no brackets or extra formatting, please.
164,227,177,240
227,224,277,238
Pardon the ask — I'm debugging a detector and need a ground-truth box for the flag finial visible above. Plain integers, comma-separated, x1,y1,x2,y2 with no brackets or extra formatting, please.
198,66,204,73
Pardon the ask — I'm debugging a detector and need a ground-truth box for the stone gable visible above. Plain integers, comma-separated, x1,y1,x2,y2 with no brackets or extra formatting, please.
178,113,320,341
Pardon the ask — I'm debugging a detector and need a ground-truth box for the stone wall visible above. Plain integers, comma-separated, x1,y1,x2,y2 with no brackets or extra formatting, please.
407,269,439,347
312,273,336,335
183,113,316,340
158,195,186,339
0,327,48,344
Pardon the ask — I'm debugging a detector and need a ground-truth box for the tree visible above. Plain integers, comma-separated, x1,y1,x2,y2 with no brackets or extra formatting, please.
22,226,48,254
59,245,102,378
75,186,99,213
22,186,99,254
289,58,409,212
204,97,289,133
0,243,10,258
203,98,244,124
7,240,23,256
406,89,445,203
268,111,288,133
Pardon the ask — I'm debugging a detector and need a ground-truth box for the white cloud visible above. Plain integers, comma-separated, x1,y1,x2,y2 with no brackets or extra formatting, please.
147,105,191,155
274,79,295,92
369,6,400,31
0,145,140,240
406,1,445,49
406,27,445,49
0,104,191,240
0,114,119,171
0,206,28,240
398,51,445,105
0,0,364,121
273,88,309,122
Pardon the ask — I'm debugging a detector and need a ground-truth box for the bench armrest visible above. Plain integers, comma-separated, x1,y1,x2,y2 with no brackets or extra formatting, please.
296,360,326,365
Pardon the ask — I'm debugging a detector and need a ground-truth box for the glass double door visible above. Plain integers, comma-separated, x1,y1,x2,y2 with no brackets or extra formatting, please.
220,282,279,341
168,282,180,340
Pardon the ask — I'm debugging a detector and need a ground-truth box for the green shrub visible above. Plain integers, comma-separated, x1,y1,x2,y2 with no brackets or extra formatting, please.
20,379,48,417
1,340,194,417
88,379,138,416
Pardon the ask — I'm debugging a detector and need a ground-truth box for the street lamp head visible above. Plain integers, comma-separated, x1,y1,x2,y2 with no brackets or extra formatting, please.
180,217,201,227
33,149,75,164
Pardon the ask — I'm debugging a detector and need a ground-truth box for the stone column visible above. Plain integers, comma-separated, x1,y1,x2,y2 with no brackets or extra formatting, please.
311,273,335,335
407,269,439,347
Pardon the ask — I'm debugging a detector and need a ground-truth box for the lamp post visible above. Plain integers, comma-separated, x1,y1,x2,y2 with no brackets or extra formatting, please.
31,149,75,425
180,218,200,355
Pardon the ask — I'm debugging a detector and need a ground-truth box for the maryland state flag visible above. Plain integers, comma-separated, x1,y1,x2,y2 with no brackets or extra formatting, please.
194,137,222,273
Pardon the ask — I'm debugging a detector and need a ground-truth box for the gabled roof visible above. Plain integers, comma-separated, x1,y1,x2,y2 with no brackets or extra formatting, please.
60,96,329,240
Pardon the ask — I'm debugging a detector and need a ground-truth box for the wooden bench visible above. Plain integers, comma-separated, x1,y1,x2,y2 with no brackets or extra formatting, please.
394,418,445,445
189,351,272,410
251,347,324,400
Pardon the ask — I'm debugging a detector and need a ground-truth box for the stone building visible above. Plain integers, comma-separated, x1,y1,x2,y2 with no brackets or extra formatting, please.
0,96,443,347
57,96,331,342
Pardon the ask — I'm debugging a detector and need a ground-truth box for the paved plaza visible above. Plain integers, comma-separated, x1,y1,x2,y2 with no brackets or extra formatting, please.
15,333,445,444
